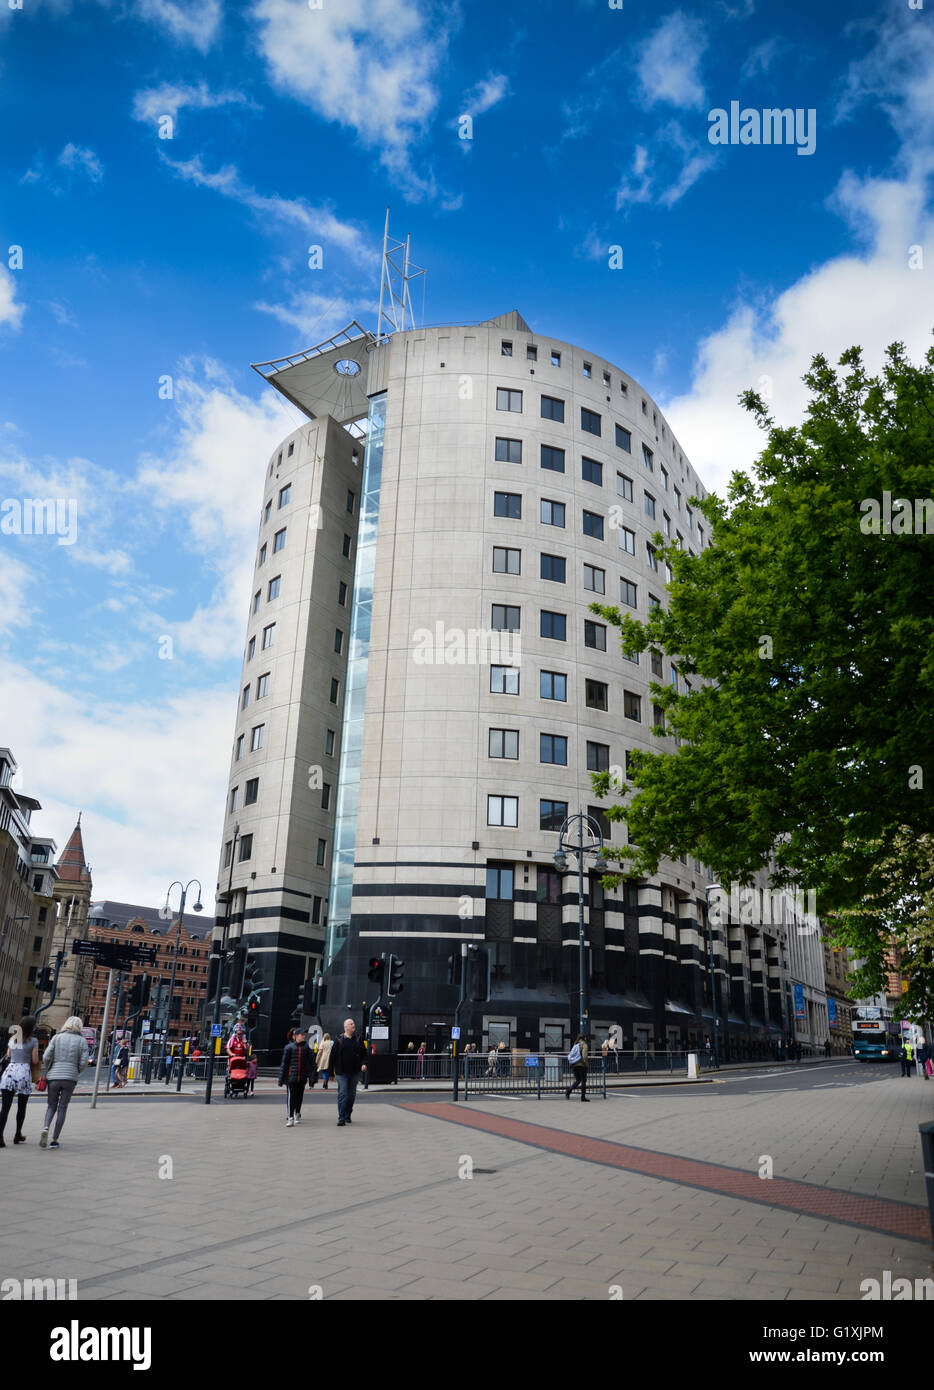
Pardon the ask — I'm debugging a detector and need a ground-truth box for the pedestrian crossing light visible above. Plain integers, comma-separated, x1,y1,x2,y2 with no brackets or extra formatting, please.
367,956,385,985
387,954,405,997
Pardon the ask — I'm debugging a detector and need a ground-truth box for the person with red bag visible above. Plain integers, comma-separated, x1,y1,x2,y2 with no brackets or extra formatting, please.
39,1016,89,1150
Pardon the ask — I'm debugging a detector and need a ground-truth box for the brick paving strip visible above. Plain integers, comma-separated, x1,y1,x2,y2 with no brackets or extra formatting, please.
400,1102,932,1244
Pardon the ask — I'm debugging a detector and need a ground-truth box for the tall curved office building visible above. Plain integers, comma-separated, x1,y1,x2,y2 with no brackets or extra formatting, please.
217,311,821,1057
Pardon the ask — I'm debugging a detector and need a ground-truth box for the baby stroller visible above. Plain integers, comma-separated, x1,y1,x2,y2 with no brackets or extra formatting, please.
225,1056,250,1099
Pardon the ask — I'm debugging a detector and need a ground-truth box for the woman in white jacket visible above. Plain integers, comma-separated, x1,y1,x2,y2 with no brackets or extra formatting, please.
40,1016,89,1150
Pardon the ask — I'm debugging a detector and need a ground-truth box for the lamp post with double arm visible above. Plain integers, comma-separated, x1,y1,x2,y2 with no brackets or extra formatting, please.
554,810,607,1041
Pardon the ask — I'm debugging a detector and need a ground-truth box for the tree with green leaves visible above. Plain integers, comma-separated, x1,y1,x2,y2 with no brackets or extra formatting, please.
590,342,934,1012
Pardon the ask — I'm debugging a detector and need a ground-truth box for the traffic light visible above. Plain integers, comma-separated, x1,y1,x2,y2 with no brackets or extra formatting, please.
466,946,490,1003
138,975,151,1007
387,954,405,997
35,967,53,993
367,955,385,985
242,958,265,998
127,977,141,1010
247,993,260,1025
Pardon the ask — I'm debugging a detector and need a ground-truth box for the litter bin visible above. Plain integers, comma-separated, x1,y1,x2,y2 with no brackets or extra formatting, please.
920,1121,934,1246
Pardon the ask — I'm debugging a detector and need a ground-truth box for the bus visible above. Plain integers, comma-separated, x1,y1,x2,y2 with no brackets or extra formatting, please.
851,1007,900,1062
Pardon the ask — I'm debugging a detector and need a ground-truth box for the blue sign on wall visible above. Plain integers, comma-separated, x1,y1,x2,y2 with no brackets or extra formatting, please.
793,983,806,1019
827,997,837,1025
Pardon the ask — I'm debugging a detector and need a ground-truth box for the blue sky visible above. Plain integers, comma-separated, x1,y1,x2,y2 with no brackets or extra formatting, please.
1,0,931,910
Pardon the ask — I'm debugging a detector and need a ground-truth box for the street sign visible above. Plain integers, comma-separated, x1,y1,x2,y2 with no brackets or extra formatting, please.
451,1027,461,1040
141,1021,151,1033
524,1056,539,1068
71,939,157,968
371,1026,390,1040
211,1024,222,1038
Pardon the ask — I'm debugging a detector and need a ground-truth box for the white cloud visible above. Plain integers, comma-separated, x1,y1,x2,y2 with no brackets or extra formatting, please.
134,0,221,53
740,37,784,81
48,301,78,328
255,289,376,341
0,554,33,635
616,125,716,211
460,73,510,119
57,143,104,182
251,0,449,198
132,81,254,128
0,269,24,331
637,11,708,111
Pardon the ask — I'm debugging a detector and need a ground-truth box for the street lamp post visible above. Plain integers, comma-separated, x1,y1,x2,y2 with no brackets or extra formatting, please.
160,878,203,1087
554,810,607,1040
205,826,239,1105
704,883,722,1069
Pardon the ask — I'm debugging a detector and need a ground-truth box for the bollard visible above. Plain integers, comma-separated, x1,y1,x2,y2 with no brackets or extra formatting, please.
921,1121,934,1247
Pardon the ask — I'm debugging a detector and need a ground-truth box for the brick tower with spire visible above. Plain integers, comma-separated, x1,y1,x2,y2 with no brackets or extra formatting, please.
44,814,94,1033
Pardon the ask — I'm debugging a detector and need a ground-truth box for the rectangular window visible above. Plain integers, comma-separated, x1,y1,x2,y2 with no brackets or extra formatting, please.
586,679,608,711
329,678,340,703
582,361,592,378
584,621,606,651
273,528,286,553
651,649,663,677
587,742,610,772
288,442,294,457
526,345,537,362
247,636,255,661
670,664,679,691
616,472,633,502
496,387,523,412
489,728,519,759
492,604,520,632
264,500,272,523
488,795,519,827
262,623,275,649
494,491,522,519
312,895,321,925
223,841,233,868
540,553,566,583
347,489,356,514
250,725,264,751
257,673,270,698
642,445,653,472
686,506,693,528
582,510,604,540
495,437,522,463
540,610,566,641
653,704,666,732
278,484,291,508
241,685,250,710
239,834,253,862
325,729,335,756
317,838,327,865
648,593,662,612
541,395,565,422
321,783,331,810
540,444,565,472
540,670,567,701
624,690,642,721
491,665,520,694
501,340,513,356
620,578,637,608
646,542,659,572
588,805,612,841
540,799,569,832
581,407,601,436
342,533,351,557
235,735,244,760
338,581,347,605
493,546,521,574
334,629,344,654
245,778,259,805
550,350,561,367
662,513,671,537
603,371,611,387
644,492,656,520
253,589,264,617
487,863,515,899
620,380,628,396
258,543,267,566
540,499,565,528
583,563,605,593
616,425,632,453
674,486,681,509
660,466,668,491
582,456,603,486
230,786,239,813
540,733,568,765
618,526,635,555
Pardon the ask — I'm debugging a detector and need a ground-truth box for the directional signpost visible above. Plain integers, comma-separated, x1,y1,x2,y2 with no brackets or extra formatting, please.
75,939,158,1108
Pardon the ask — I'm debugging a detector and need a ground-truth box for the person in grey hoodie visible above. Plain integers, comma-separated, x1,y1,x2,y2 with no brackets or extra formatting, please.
40,1016,89,1149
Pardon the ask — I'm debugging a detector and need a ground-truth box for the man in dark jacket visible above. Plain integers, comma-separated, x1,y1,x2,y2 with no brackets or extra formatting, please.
331,1019,367,1126
278,1027,313,1126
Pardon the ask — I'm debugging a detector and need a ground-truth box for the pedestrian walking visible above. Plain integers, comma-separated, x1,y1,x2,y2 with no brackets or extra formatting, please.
38,1016,90,1150
824,1037,832,1058
416,1041,426,1079
278,1026,313,1125
486,1045,497,1077
601,1038,609,1064
565,1034,590,1102
918,1042,932,1079
331,1019,367,1126
0,1017,39,1147
246,1053,257,1095
114,1040,130,1088
316,1033,333,1090
226,1021,248,1063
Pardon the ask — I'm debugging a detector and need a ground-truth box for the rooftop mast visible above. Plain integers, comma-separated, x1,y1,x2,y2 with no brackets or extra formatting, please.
376,208,426,340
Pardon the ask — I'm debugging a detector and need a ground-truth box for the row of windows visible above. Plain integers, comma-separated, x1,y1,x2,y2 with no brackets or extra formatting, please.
262,483,291,524
241,672,270,709
499,340,631,399
489,665,670,722
224,832,329,868
234,696,342,766
245,579,347,664
487,796,614,838
490,551,664,614
493,490,687,564
488,729,634,773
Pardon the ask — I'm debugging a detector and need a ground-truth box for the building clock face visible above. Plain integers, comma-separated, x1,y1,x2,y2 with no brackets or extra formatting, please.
334,359,360,377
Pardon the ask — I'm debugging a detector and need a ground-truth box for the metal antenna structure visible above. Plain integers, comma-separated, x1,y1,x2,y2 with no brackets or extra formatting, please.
376,208,426,340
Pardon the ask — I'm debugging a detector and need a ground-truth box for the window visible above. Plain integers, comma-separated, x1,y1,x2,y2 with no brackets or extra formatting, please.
491,665,520,694
582,361,592,378
540,733,568,765
489,729,519,759
550,349,561,367
686,506,693,528
583,563,605,593
334,629,344,654
325,729,335,756
646,542,659,572
487,864,515,898
584,621,606,651
660,466,669,491
620,380,628,396
603,371,611,387
493,546,520,575
223,841,233,868
496,387,523,412
676,531,684,549
252,591,261,615
267,576,280,601
540,610,566,640
235,735,244,760
241,685,250,710
624,690,642,721
540,670,567,701
501,340,513,357
651,649,664,678
494,491,522,519
620,578,637,608
247,636,255,661
540,553,566,583
698,525,705,546
581,407,601,436
488,795,518,827
264,500,272,523
670,664,679,692
312,896,322,925
625,750,637,780
616,472,633,503
541,395,565,422
262,623,275,649
588,805,612,841
270,529,285,555
642,445,654,472
587,741,610,772
641,399,647,415
250,725,264,751
495,437,522,463
329,678,340,703
321,783,331,810
582,456,603,486
347,489,356,515
540,799,568,832
288,442,294,457
492,604,520,632
279,484,291,508
526,345,537,362
662,513,671,537
239,834,253,862
338,581,347,605
586,680,608,710
582,510,604,540
540,444,565,472
616,425,632,453
541,498,565,527
674,486,681,510
258,543,266,566
245,778,259,806
653,704,666,732
644,492,656,520
342,533,352,557
230,786,239,813
257,672,270,698
618,526,635,555
317,838,327,865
